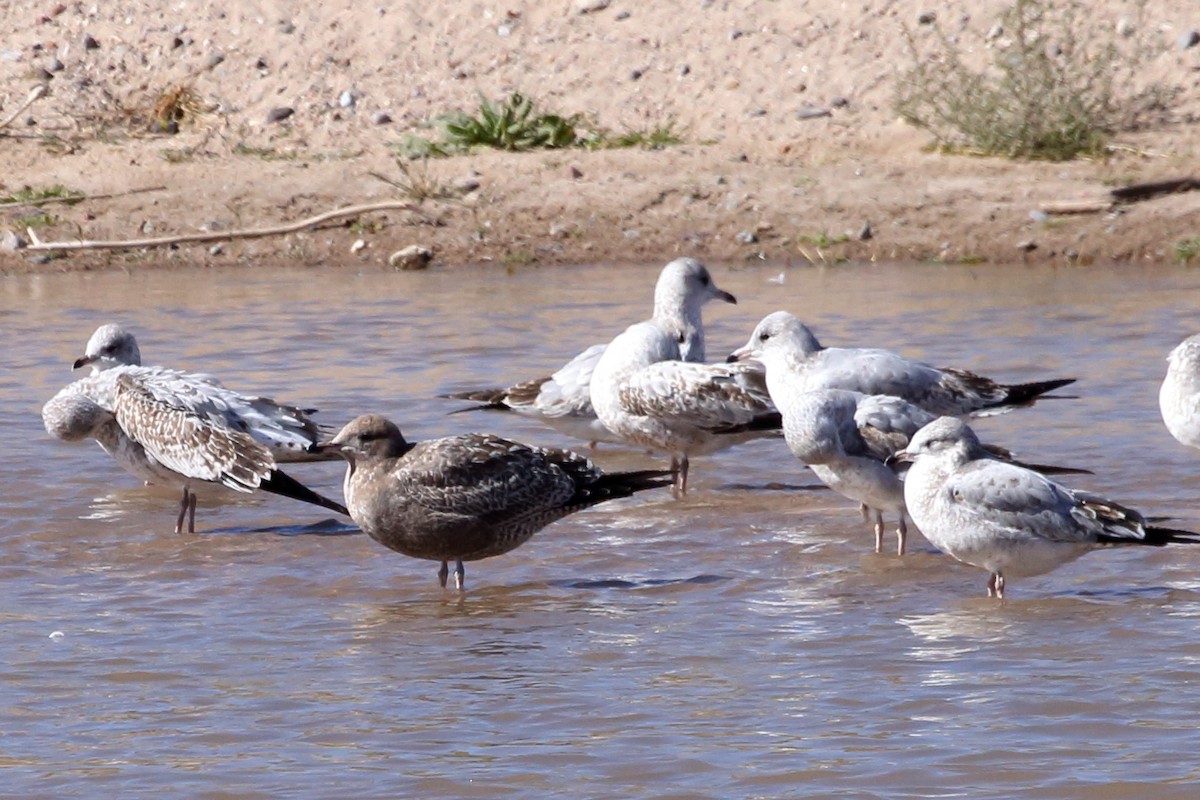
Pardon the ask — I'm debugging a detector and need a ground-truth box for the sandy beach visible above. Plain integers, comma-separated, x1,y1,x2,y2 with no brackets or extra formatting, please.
1,0,1197,272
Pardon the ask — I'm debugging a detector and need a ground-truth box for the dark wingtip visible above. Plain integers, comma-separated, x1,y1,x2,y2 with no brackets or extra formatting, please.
261,469,349,517
996,377,1078,408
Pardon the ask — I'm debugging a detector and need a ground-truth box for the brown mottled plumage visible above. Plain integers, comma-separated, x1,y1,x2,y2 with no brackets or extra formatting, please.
321,414,672,589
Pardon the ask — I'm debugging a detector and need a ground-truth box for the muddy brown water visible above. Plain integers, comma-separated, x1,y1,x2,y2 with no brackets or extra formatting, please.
3,261,1200,797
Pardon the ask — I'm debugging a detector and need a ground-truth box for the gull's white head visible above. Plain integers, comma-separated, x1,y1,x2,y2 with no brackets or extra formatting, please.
42,392,113,442
654,258,736,315
728,311,823,367
903,416,984,466
74,324,142,373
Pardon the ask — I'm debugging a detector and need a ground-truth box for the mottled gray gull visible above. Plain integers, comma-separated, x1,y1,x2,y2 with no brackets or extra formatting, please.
897,417,1200,598
1160,334,1200,451
43,379,347,533
591,320,780,496
441,257,737,446
43,323,346,531
68,323,330,461
319,414,672,589
729,311,1075,416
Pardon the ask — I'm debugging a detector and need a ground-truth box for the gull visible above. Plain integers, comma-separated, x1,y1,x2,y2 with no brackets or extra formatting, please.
1159,334,1200,450
68,323,329,460
319,414,673,590
43,378,347,533
43,323,345,531
897,417,1200,598
590,320,780,496
440,257,737,446
730,325,1088,554
728,311,1075,416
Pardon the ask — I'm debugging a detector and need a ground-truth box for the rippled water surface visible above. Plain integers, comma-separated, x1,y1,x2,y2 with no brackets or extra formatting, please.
4,261,1200,797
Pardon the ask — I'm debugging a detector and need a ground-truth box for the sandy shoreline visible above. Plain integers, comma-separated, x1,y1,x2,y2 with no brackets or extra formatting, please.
1,0,1197,273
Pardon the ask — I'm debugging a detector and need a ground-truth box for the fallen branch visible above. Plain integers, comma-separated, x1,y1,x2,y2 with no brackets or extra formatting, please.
1039,198,1113,215
1041,176,1200,216
0,184,168,211
0,85,48,132
26,200,417,253
1110,177,1200,204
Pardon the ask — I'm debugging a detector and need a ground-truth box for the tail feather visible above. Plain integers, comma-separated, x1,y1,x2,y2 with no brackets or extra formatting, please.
576,469,674,505
260,468,349,516
1013,460,1093,476
991,377,1077,409
1141,525,1200,546
711,411,783,435
440,388,510,405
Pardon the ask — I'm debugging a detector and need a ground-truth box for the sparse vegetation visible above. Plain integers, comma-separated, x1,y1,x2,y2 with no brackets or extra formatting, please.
0,184,83,206
1176,237,1200,266
18,211,57,228
445,92,579,151
799,232,850,248
894,0,1173,160
393,92,683,158
232,143,298,161
150,85,206,134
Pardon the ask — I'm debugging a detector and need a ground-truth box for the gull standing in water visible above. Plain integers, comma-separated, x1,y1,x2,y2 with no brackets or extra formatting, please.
43,323,345,531
441,257,738,446
319,414,672,590
43,379,347,533
590,320,780,496
1160,334,1200,450
729,311,1075,416
897,417,1200,598
730,315,1087,554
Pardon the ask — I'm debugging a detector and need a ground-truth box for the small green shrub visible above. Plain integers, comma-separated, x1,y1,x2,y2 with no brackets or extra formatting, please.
0,184,82,206
445,92,580,151
394,93,683,158
894,0,1172,160
1176,237,1200,266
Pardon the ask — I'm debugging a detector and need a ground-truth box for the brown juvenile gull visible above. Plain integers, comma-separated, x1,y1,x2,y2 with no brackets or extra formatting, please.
440,257,738,447
728,311,1075,417
43,379,347,533
896,417,1200,598
319,414,673,590
590,320,781,496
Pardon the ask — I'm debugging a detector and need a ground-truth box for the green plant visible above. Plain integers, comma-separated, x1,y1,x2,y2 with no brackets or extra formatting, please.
1176,237,1200,266
585,120,684,150
0,184,82,206
232,142,297,161
444,92,580,151
894,0,1172,160
18,211,57,228
799,232,850,248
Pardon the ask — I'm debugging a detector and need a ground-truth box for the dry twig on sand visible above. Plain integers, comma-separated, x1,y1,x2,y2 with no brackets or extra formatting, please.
0,85,48,133
25,200,417,253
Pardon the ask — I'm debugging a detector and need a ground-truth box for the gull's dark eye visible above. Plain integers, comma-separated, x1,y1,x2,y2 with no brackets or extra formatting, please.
758,332,771,343
699,273,710,286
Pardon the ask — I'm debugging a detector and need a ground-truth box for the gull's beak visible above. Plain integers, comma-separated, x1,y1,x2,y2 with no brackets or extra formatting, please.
715,289,737,305
726,344,756,363
885,449,913,469
311,439,338,455
72,354,96,370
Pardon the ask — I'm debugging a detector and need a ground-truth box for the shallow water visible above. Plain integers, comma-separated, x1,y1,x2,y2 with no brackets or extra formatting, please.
3,260,1200,797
